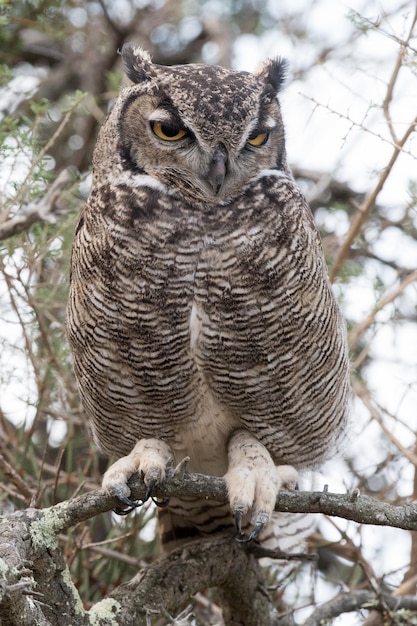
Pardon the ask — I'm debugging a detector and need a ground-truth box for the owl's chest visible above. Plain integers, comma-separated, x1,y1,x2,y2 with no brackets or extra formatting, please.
111,208,301,354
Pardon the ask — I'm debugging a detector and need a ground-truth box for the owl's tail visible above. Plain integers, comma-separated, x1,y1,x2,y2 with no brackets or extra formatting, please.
157,496,315,557
157,497,234,552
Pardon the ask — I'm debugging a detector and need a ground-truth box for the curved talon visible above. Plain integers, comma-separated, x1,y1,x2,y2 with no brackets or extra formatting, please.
246,520,265,543
234,510,243,535
235,523,264,544
113,504,137,516
113,500,143,515
111,492,145,516
145,478,158,501
235,515,267,543
174,456,190,476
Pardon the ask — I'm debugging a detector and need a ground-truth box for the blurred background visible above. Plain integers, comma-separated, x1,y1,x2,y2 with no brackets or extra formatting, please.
0,1,416,624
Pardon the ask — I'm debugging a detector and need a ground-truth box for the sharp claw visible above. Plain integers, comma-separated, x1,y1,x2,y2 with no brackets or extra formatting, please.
146,476,169,507
113,504,137,516
110,490,145,516
234,510,247,542
246,520,264,543
234,510,243,535
234,511,268,543
112,495,144,516
145,478,157,501
235,521,264,544
174,456,190,476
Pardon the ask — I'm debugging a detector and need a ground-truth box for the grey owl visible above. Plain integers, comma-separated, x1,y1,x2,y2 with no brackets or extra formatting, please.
67,44,350,550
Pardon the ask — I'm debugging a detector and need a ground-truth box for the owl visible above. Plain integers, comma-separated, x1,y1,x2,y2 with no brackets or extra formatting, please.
67,44,350,551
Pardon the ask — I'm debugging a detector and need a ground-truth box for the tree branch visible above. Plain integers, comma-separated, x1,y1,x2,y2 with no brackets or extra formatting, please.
128,470,417,532
329,112,417,282
303,589,417,625
109,537,272,626
348,270,417,350
0,168,74,241
39,469,417,535
2,470,417,625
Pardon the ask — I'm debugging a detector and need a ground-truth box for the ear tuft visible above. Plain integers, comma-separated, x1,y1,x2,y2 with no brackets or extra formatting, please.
119,43,155,84
256,57,289,94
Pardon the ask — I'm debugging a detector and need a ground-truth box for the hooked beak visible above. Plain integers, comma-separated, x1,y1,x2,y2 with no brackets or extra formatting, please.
208,144,228,195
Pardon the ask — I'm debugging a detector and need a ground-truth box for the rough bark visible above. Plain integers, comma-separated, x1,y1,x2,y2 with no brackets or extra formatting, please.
1,470,417,625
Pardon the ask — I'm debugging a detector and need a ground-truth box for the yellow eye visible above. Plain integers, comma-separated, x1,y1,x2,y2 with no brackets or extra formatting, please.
151,121,188,141
247,131,269,147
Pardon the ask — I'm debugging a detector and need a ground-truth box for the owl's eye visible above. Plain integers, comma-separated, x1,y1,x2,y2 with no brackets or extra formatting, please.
247,131,269,147
151,121,188,141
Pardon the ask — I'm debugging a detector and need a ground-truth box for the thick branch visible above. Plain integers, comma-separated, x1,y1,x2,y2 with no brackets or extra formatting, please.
1,471,417,625
109,537,272,626
48,470,417,534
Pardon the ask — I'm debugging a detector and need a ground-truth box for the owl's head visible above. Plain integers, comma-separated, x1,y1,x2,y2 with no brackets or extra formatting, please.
97,44,289,204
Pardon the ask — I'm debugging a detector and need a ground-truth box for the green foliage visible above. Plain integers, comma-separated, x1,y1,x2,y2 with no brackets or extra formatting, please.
0,63,12,84
106,70,125,96
0,0,66,52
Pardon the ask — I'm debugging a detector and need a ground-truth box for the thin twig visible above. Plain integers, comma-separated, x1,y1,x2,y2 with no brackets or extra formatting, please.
329,115,417,282
0,168,74,241
303,589,417,626
353,379,417,467
0,453,34,500
349,270,417,350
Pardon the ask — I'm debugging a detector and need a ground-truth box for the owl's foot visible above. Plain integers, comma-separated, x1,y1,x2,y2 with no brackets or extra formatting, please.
102,438,173,514
225,430,298,542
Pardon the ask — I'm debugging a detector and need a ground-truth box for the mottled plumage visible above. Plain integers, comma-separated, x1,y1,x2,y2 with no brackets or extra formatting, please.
67,45,350,550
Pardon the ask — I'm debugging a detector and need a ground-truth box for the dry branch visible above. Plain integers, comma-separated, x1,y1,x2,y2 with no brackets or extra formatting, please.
33,468,417,536
0,168,73,241
1,470,417,624
36,468,417,535
327,7,417,282
349,271,417,350
303,589,417,626
329,113,417,282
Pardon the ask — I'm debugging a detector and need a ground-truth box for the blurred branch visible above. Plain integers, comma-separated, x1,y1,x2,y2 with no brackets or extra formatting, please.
328,8,417,281
0,168,74,240
303,589,417,626
349,270,417,351
329,113,417,282
353,379,417,467
292,165,363,211
0,453,34,501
